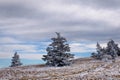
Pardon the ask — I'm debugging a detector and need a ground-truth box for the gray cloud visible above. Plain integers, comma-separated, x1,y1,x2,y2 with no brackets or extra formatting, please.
1,0,120,60
0,1,51,20
0,4,31,18
0,0,120,42
68,0,120,10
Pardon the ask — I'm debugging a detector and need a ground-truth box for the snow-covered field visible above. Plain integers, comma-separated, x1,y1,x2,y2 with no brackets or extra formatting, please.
0,57,120,80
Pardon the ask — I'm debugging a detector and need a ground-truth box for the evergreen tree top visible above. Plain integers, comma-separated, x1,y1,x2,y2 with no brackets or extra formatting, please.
51,32,67,45
97,42,101,48
13,52,19,58
56,32,61,38
96,42,102,51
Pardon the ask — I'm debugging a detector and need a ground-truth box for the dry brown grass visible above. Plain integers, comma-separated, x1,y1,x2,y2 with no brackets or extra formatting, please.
0,57,120,80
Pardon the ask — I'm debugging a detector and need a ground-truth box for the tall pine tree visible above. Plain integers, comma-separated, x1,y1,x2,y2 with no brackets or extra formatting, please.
42,32,74,67
106,40,119,59
10,52,22,67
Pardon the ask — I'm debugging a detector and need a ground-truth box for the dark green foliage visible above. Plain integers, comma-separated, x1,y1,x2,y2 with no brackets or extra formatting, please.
10,52,22,67
92,40,120,61
42,32,74,67
106,40,119,59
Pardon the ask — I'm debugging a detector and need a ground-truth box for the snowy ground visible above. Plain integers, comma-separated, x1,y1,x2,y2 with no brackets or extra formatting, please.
0,57,120,80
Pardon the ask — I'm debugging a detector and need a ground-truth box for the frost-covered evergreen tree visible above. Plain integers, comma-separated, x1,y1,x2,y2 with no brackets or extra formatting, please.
91,40,120,61
10,52,22,67
42,32,74,67
106,40,118,59
91,42,105,59
96,42,104,59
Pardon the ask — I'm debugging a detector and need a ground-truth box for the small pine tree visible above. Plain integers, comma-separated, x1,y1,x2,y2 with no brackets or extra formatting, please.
96,42,102,52
96,42,104,59
42,32,74,67
10,52,22,67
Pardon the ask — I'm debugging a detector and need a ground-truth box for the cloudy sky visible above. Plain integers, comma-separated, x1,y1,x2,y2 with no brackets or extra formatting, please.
0,0,120,68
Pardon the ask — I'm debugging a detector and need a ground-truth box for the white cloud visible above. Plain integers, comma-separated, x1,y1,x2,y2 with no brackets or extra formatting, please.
20,53,44,60
0,37,21,43
0,52,44,60
0,44,36,52
0,44,46,59
30,0,120,27
0,52,13,59
70,42,107,53
70,42,95,53
0,36,48,59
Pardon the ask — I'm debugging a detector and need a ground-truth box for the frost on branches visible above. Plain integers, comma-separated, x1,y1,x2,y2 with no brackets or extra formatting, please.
10,52,22,67
91,40,120,61
42,32,74,67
